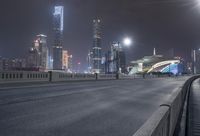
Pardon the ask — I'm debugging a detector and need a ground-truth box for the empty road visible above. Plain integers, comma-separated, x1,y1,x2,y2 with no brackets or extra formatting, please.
0,77,188,136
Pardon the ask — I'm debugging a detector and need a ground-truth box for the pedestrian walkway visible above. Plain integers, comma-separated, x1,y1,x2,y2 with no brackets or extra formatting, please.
188,78,200,136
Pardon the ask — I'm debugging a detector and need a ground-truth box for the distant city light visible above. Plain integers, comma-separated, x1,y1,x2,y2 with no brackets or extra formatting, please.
123,37,132,46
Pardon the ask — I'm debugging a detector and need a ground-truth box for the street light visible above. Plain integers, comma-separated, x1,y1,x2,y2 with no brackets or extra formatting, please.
197,0,200,5
123,37,132,47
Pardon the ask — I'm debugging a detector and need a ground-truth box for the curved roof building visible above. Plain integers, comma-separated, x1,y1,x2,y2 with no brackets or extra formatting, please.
129,54,183,75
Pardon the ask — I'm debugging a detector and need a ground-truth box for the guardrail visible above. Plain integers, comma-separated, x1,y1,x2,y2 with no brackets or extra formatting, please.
0,71,118,83
49,72,97,82
0,71,49,83
0,71,190,84
132,76,200,136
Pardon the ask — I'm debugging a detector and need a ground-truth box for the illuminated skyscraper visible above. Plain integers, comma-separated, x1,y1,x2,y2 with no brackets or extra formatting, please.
68,55,73,73
87,50,93,73
27,34,48,70
105,43,126,74
37,34,48,70
62,50,68,70
53,6,64,70
92,19,102,73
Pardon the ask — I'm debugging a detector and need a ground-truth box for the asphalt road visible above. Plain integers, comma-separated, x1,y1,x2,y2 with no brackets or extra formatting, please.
0,77,188,136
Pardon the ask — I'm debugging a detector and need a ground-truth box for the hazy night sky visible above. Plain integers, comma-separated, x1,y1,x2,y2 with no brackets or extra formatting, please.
1,0,200,70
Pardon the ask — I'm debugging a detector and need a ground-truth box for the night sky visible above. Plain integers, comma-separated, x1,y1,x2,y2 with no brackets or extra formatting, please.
1,0,200,71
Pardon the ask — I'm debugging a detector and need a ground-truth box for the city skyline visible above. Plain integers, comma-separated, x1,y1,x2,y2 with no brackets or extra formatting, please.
1,0,200,71
1,1,200,136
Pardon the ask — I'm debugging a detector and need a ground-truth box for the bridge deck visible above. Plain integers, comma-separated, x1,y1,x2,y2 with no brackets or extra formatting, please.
0,78,187,136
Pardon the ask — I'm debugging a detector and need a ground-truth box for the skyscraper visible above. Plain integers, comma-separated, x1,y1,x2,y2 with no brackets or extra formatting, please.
92,19,102,73
53,6,64,70
27,47,40,68
62,50,68,70
27,34,48,70
87,50,93,73
68,55,73,73
105,43,126,74
37,34,48,70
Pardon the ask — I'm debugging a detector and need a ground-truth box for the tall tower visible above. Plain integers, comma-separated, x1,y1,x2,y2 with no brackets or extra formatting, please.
92,19,102,73
27,34,48,70
53,5,64,70
37,34,48,70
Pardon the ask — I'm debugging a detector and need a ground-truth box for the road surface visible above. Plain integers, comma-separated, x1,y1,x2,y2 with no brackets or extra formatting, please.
0,78,188,136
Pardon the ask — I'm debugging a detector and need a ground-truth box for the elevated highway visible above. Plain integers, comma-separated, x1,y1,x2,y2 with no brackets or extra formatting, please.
0,77,188,136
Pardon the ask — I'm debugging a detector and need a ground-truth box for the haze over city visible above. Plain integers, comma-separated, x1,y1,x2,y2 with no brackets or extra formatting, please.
1,0,200,71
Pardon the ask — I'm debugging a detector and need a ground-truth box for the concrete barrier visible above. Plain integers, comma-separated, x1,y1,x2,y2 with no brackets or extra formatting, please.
0,71,49,83
0,71,189,84
133,76,200,136
133,106,170,136
50,72,96,82
97,74,116,80
0,71,117,83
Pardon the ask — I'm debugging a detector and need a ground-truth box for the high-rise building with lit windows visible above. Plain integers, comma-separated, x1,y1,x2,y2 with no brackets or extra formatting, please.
62,50,68,70
27,34,48,70
53,6,64,70
36,34,48,70
87,50,93,73
92,19,102,73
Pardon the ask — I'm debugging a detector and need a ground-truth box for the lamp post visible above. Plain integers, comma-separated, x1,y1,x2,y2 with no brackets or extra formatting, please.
116,37,132,79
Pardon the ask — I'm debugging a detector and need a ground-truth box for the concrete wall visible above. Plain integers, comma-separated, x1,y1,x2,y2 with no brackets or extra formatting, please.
0,71,188,84
0,71,117,83
97,74,116,80
0,71,49,83
50,72,96,82
132,76,200,136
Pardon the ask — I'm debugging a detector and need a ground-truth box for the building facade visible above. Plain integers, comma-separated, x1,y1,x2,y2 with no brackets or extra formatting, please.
37,34,48,70
53,6,64,70
92,19,102,73
27,47,40,68
27,34,48,70
62,50,73,72
0,57,26,71
128,54,184,75
62,50,68,70
87,50,93,73
68,55,73,73
105,42,126,74
192,49,200,74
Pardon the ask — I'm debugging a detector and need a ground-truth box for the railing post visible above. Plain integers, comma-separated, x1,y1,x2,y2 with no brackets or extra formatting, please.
95,73,98,80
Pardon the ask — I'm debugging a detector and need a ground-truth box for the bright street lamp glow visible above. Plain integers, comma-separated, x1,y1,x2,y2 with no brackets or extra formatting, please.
123,38,132,46
195,0,200,7
197,0,200,4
